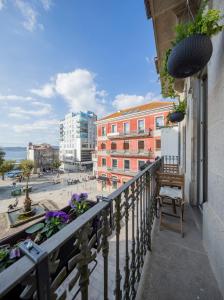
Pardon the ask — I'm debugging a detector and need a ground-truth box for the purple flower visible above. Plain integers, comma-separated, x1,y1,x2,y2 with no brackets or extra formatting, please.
9,247,20,259
79,192,88,201
45,211,69,223
71,193,80,202
69,199,77,209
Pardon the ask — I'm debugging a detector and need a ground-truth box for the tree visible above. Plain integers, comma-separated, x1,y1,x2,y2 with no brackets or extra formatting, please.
0,148,5,167
52,160,61,177
0,160,15,180
19,160,34,212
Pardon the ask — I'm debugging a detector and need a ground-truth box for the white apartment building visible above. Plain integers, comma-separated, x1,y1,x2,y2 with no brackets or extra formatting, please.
59,111,97,171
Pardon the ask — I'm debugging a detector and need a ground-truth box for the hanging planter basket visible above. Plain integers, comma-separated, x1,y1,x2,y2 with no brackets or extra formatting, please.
169,112,185,123
167,34,213,78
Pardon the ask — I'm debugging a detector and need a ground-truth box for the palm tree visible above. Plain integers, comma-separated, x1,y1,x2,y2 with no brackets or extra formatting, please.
19,160,34,212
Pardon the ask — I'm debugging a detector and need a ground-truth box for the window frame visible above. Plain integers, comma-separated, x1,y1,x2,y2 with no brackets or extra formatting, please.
155,139,161,150
137,119,145,133
102,126,106,136
112,159,118,169
123,122,130,134
111,124,117,133
155,115,164,129
102,158,107,167
124,159,130,170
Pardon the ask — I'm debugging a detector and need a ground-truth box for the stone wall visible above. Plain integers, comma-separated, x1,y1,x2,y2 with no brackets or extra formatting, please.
203,0,224,294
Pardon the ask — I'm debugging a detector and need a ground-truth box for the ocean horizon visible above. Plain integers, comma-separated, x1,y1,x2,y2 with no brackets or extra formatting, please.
2,147,27,162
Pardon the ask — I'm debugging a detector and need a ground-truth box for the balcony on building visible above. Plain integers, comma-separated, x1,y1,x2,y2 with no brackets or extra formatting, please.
107,128,153,139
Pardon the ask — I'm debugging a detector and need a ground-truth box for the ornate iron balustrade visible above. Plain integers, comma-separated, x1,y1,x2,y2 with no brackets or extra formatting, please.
107,129,152,139
110,149,154,158
0,159,162,300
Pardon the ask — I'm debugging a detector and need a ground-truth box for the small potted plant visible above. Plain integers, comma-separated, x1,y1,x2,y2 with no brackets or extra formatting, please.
167,101,187,123
166,6,224,78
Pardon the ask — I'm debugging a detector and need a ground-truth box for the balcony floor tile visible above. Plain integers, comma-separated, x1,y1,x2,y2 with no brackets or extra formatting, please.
136,205,223,300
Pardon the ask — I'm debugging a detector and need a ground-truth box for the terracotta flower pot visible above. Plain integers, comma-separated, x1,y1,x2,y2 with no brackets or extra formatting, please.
169,112,185,123
167,34,213,78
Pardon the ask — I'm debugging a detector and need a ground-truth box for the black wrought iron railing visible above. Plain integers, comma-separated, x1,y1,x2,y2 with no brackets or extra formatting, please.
0,159,163,300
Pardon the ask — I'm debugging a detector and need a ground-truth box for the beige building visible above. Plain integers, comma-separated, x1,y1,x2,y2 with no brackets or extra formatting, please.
27,143,59,173
146,0,224,296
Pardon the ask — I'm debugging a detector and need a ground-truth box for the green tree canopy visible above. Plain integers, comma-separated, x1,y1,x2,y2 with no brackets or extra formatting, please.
0,148,5,166
0,160,15,180
52,160,61,170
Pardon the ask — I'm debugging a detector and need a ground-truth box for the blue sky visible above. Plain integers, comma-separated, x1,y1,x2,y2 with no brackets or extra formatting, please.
0,0,163,146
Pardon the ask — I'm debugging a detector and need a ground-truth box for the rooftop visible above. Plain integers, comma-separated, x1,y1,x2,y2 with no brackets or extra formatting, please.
99,101,172,121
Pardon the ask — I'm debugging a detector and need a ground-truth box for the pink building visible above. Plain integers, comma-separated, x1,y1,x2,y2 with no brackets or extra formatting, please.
96,102,172,190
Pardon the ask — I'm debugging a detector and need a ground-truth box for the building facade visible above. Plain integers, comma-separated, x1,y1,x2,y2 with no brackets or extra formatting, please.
147,0,224,296
59,111,97,171
27,143,59,173
96,102,172,191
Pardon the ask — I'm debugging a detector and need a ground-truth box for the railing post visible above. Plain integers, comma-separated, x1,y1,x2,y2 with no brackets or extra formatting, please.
19,240,51,300
77,223,91,300
140,175,144,268
114,195,122,300
136,178,141,282
124,188,130,300
102,206,110,300
130,182,136,299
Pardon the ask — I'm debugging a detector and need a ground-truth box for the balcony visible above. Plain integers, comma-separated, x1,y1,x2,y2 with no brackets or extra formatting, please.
110,149,154,158
0,158,221,299
107,129,152,139
108,166,138,176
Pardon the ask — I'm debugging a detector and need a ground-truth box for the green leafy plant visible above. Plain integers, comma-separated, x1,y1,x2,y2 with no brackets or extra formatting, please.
37,211,69,242
69,193,89,216
0,245,21,273
161,5,224,98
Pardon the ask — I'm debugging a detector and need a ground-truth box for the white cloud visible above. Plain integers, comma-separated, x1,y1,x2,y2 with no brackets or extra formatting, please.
31,83,55,98
0,0,5,10
13,119,58,133
31,69,108,116
40,0,52,11
9,102,52,118
15,0,38,32
0,94,33,101
112,92,162,110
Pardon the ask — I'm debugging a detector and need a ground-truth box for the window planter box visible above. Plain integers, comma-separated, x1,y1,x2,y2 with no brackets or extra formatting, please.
0,200,99,299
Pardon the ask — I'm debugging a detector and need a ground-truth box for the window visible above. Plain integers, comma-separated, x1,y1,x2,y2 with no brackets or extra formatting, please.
111,124,117,133
112,159,118,168
102,158,106,166
138,160,145,170
155,116,164,129
138,120,145,133
124,160,130,170
138,140,144,152
101,143,106,150
155,139,161,150
102,126,106,136
111,142,117,151
112,177,118,189
123,141,129,151
124,122,130,134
